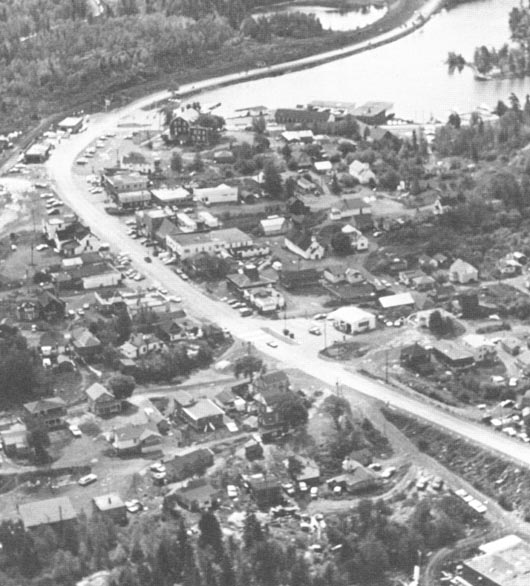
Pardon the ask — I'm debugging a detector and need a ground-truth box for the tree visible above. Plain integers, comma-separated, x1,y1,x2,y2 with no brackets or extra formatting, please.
233,354,263,379
108,374,135,400
252,114,267,135
281,143,292,160
243,511,263,549
428,310,444,337
189,152,204,172
27,419,50,464
330,174,341,194
331,231,352,255
114,308,132,343
448,112,461,129
198,512,224,560
277,392,308,428
263,160,283,199
170,151,183,173
322,395,352,432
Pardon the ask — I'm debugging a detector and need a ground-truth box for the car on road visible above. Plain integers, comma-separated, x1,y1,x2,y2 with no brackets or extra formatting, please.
68,424,82,437
266,340,278,348
144,256,152,263
78,473,98,486
180,273,189,281
313,313,327,320
298,481,308,494
308,326,321,335
125,499,143,513
134,274,145,281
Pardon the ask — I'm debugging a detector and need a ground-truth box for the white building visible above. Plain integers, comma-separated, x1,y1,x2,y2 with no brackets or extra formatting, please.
342,224,369,251
197,211,219,228
194,183,238,205
260,215,287,236
176,212,198,233
462,334,496,362
449,259,478,284
284,231,324,260
167,228,252,259
327,306,376,335
244,287,285,313
348,160,376,185
70,262,122,289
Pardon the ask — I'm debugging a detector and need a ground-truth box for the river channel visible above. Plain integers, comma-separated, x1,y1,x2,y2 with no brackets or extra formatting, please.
199,0,530,122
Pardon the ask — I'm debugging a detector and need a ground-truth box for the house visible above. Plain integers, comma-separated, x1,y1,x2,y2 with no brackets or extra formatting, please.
24,397,66,430
19,497,77,530
292,457,321,486
260,215,288,236
153,218,180,248
342,224,369,251
399,269,425,287
284,230,324,260
245,287,285,313
400,343,433,374
155,319,187,343
194,183,239,205
53,222,99,257
516,350,530,376
329,196,372,221
449,259,478,284
255,387,291,429
86,383,122,417
327,465,380,493
168,108,216,145
348,160,376,185
249,477,283,508
279,268,321,290
433,253,449,267
39,331,68,357
164,448,215,481
253,370,290,396
501,337,521,356
280,129,314,143
411,274,436,291
432,341,474,369
94,290,126,315
275,108,331,126
68,262,122,289
462,334,496,363
165,479,221,512
1,422,30,457
226,265,278,294
418,254,438,270
92,494,127,524
351,102,393,125
245,438,264,460
71,327,101,360
214,389,239,411
181,399,225,432
17,290,66,322
120,333,165,359
323,282,377,304
314,160,332,174
112,423,162,456
327,306,376,334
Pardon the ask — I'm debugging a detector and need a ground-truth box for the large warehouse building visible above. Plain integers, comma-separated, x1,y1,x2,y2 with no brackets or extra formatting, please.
460,535,530,586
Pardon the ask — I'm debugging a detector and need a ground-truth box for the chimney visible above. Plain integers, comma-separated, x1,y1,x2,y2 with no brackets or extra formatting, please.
108,496,112,505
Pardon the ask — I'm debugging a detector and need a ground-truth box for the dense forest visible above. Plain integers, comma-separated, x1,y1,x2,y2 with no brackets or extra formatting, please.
0,497,473,586
0,0,332,132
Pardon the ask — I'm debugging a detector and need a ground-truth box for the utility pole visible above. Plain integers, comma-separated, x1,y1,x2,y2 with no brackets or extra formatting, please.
385,348,389,383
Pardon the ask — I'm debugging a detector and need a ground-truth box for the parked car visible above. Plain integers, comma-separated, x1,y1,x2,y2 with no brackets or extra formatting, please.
310,486,319,499
78,473,98,486
149,462,166,474
68,424,82,438
308,326,321,335
125,499,143,513
226,485,238,499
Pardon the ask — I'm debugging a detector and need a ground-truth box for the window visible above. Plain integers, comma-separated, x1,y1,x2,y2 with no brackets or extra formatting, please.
358,320,370,329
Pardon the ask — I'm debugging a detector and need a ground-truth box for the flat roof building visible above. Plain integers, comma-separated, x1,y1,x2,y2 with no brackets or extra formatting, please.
19,496,77,530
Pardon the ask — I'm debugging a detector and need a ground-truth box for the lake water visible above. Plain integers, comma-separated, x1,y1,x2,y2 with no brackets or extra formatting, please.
255,4,388,32
200,0,530,122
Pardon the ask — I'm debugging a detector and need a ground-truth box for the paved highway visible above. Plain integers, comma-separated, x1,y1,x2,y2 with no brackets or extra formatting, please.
44,94,530,470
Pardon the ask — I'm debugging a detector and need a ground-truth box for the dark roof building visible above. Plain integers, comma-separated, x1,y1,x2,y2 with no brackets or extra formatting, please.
432,341,474,369
275,108,331,126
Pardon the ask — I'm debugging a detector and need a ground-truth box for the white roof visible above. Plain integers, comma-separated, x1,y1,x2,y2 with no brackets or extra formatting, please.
151,187,190,202
260,215,285,229
479,535,522,554
462,334,494,348
328,306,374,323
58,116,83,128
314,161,332,171
281,130,314,141
378,292,415,309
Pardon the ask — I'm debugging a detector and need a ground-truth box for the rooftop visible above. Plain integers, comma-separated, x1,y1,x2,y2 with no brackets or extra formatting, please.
86,382,114,402
351,101,393,117
379,292,415,309
24,397,66,414
93,493,125,512
183,399,225,421
328,306,375,322
19,496,77,528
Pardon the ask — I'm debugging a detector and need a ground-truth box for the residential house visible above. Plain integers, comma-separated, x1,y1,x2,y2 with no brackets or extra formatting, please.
433,253,449,267
280,130,315,143
19,497,77,530
165,478,221,512
86,383,122,417
253,370,291,396
245,438,264,460
260,215,288,236
226,264,277,294
329,196,372,221
181,399,225,432
94,290,126,315
501,337,521,356
279,268,321,290
168,108,215,145
249,477,283,508
92,494,127,524
400,343,433,374
24,397,66,430
155,319,187,344
449,259,479,284
173,390,196,416
17,291,66,322
348,160,376,185
68,262,122,289
214,389,240,411
164,448,215,482
292,457,321,486
327,466,380,493
314,160,332,174
70,327,101,360
418,254,438,270
341,224,369,251
327,306,376,334
39,331,68,357
255,387,300,431
112,423,162,456
462,334,497,363
1,422,30,457
284,230,324,260
193,184,239,205
410,274,436,291
387,256,408,273
399,269,425,287
120,333,165,360
432,341,475,369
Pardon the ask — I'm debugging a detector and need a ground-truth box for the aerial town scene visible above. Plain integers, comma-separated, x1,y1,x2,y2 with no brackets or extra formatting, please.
4,0,530,585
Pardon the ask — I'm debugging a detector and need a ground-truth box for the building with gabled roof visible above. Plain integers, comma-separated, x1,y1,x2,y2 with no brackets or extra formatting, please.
449,258,478,284
85,383,122,417
71,327,101,360
112,423,162,456
92,494,127,524
181,399,225,432
284,230,324,260
24,397,66,430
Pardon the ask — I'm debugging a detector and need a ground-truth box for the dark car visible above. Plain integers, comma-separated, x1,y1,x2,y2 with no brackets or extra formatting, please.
144,256,152,263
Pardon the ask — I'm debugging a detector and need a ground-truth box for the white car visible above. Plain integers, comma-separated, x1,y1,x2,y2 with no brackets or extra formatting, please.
150,462,166,474
69,424,82,438
169,296,182,303
125,499,143,513
298,481,308,493
226,485,238,498
78,473,98,486
267,340,278,348
35,244,48,251
310,486,319,499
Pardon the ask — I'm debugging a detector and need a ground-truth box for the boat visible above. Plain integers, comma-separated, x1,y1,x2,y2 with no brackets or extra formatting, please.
474,72,492,81
104,205,130,216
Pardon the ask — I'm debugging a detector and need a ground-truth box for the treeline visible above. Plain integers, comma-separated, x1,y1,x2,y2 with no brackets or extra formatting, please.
241,12,324,41
0,498,470,586
471,2,530,75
